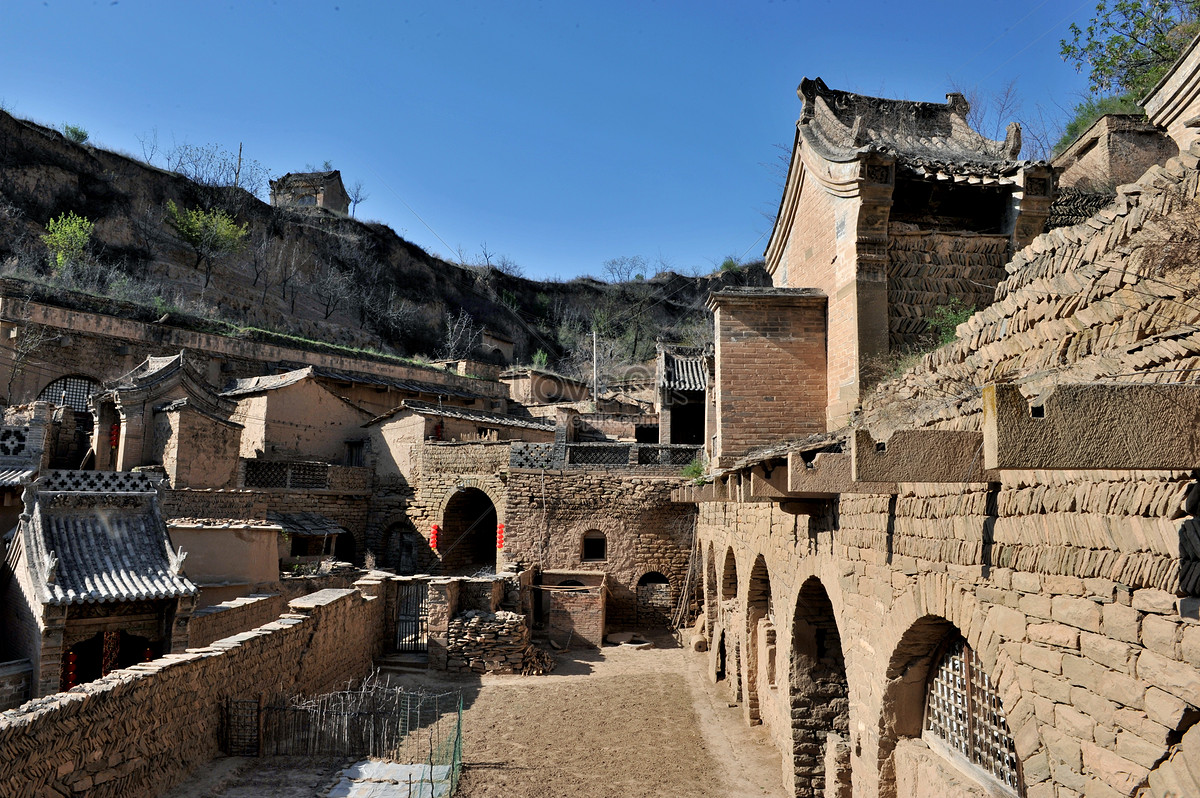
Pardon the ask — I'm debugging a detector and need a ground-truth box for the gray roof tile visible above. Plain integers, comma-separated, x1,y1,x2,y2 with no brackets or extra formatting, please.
28,492,196,605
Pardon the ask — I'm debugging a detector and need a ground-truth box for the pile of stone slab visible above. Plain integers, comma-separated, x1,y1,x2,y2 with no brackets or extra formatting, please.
445,610,530,675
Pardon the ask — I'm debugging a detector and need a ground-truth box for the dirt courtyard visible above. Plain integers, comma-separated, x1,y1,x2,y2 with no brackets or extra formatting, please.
166,634,786,798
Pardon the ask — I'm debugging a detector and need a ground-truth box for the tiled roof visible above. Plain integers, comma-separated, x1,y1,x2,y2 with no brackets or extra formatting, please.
311,366,485,401
661,347,709,392
797,77,1031,177
221,368,314,397
26,492,196,605
268,511,345,537
221,365,486,402
0,467,35,487
368,400,554,431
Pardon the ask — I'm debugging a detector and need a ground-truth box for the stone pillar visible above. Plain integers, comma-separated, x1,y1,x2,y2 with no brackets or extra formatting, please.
426,578,459,671
823,732,852,798
37,604,67,698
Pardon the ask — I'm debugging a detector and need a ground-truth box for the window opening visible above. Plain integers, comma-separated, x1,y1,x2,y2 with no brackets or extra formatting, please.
38,375,99,413
344,440,365,467
925,634,1022,794
582,531,606,562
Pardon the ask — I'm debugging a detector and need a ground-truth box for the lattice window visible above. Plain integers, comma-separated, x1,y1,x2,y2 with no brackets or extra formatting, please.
244,460,330,490
41,469,161,493
925,635,1022,794
509,443,558,470
37,376,100,413
567,444,631,466
0,427,28,458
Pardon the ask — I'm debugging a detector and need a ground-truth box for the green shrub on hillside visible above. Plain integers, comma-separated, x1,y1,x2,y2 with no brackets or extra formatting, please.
41,211,93,271
61,124,88,144
927,298,975,346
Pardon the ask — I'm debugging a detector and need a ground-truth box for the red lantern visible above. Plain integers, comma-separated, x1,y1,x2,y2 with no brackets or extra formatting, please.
430,524,439,550
496,523,505,550
109,423,120,449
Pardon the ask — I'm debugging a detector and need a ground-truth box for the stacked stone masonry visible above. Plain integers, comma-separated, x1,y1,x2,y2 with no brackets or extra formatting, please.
0,587,384,798
504,470,694,628
698,145,1200,798
445,610,531,674
186,593,288,649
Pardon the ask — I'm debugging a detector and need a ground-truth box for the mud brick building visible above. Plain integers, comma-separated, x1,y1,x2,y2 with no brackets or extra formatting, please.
2,470,197,699
269,170,351,215
765,77,1053,428
678,73,1200,798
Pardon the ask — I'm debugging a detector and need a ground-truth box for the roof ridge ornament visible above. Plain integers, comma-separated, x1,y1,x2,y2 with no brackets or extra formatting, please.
166,542,187,575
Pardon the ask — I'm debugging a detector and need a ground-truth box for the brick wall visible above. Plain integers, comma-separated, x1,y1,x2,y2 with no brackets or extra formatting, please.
504,470,693,629
0,586,385,798
186,593,287,649
548,587,605,648
710,290,827,466
0,659,31,711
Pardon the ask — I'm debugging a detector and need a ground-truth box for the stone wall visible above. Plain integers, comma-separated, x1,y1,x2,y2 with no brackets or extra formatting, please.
186,593,287,649
0,659,31,711
0,297,503,412
504,470,693,629
862,143,1200,440
697,486,1200,798
695,144,1200,798
885,230,1010,352
0,586,385,798
548,585,606,649
445,610,530,674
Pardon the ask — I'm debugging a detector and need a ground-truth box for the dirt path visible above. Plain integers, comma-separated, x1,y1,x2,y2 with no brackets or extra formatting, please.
164,634,786,798
445,634,785,798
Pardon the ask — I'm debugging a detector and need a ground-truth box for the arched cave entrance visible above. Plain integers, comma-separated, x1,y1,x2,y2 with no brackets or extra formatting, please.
38,375,100,470
635,571,672,627
745,555,773,723
439,488,498,574
791,577,850,798
379,520,428,575
704,543,717,635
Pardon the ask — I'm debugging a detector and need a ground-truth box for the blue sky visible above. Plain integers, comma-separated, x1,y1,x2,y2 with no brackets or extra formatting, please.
2,1,1093,280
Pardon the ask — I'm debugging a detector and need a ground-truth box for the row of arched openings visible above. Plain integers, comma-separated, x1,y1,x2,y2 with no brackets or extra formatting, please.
706,546,1022,797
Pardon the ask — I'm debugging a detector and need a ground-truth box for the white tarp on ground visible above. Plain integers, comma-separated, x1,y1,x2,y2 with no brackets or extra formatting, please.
326,761,453,798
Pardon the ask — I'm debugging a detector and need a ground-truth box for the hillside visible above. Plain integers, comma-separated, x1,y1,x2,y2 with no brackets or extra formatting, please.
0,110,768,377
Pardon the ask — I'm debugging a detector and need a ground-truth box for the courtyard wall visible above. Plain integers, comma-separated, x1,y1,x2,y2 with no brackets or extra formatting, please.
0,585,385,798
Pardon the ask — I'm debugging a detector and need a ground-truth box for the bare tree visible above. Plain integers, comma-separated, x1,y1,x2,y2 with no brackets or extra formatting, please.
5,300,55,405
438,309,482,360
273,236,305,311
313,261,354,320
603,255,646,283
348,180,369,217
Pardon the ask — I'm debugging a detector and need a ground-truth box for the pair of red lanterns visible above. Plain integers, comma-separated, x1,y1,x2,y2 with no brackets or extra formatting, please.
429,523,504,550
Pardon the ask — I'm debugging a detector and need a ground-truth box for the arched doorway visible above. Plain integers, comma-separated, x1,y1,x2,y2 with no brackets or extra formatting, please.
791,577,850,798
440,488,498,574
37,375,100,470
878,616,1024,798
379,520,427,575
721,548,738,601
704,544,717,636
745,555,772,723
636,571,672,627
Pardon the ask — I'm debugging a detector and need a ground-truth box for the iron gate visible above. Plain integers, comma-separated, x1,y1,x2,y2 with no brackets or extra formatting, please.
396,580,429,653
225,697,261,756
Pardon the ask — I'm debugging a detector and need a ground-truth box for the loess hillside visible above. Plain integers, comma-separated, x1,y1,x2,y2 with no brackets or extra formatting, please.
0,111,768,375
